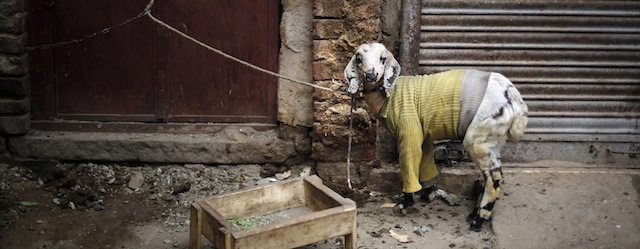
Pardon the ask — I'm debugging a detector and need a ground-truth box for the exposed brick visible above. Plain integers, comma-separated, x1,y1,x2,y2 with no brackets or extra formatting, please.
313,106,348,127
365,166,402,194
0,97,29,114
312,0,384,170
313,61,343,81
312,40,348,80
316,161,380,193
313,19,345,39
0,53,27,76
346,0,381,19
0,11,26,34
0,75,29,97
0,0,26,15
0,33,26,53
313,0,343,18
340,18,381,45
312,39,339,61
313,82,349,102
0,113,29,134
312,142,376,162
311,120,375,153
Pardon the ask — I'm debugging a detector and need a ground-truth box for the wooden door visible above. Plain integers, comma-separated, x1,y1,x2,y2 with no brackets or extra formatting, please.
29,0,279,129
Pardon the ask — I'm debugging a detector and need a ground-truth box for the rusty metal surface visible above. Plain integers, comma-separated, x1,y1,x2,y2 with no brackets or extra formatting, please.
399,0,422,75
420,0,640,141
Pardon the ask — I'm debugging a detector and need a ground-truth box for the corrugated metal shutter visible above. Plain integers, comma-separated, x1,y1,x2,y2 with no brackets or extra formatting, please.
420,0,640,142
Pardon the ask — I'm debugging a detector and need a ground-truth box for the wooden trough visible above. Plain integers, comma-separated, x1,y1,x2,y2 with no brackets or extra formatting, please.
190,175,357,249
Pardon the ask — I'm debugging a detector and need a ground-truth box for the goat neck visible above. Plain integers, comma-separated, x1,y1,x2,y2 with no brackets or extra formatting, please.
362,80,387,117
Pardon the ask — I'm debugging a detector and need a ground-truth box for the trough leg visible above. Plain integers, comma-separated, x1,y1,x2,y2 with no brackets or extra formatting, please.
344,211,357,249
190,202,203,249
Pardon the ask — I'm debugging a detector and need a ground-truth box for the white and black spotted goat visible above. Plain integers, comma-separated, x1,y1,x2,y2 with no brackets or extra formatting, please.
344,43,528,231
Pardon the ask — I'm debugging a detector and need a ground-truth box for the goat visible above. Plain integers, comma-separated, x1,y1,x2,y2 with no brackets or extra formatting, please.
344,43,528,231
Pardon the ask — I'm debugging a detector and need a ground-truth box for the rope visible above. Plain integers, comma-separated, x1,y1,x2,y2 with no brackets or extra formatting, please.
143,0,345,94
346,95,356,190
28,0,357,185
144,0,357,187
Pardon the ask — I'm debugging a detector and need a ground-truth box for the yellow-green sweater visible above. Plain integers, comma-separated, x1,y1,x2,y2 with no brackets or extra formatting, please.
378,69,472,193
380,70,465,141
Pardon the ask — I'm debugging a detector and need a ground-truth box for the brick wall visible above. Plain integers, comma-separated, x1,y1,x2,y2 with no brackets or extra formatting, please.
0,0,29,136
0,0,29,160
311,0,382,193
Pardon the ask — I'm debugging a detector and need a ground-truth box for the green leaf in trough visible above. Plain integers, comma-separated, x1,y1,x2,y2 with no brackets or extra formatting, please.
19,201,39,206
227,218,254,230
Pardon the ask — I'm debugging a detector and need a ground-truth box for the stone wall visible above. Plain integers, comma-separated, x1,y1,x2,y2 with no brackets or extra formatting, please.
0,0,29,160
311,0,390,194
0,0,29,134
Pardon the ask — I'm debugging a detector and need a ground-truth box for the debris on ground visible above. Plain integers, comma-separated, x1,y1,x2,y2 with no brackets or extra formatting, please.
275,170,292,180
380,203,396,208
389,229,412,243
413,224,434,236
436,189,464,206
127,171,144,190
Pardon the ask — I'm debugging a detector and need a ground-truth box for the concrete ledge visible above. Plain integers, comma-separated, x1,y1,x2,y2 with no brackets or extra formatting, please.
361,163,481,197
9,131,297,164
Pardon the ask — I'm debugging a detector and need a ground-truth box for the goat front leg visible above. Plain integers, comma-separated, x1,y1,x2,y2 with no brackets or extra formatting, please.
394,117,425,209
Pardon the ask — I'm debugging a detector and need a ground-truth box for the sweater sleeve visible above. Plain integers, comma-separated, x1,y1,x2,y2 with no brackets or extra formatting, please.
396,117,426,193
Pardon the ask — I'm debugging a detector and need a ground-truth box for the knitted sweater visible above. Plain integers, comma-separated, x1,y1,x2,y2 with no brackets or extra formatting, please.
378,69,490,193
379,69,490,140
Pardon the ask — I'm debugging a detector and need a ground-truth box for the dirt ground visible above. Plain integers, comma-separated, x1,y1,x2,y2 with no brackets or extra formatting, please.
0,161,638,249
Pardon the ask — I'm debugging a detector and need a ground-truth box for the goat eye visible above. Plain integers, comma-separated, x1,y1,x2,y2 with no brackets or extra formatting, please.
355,54,362,64
380,57,387,64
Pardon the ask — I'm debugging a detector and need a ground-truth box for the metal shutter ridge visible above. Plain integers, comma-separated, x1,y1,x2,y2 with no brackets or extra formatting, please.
420,1,640,142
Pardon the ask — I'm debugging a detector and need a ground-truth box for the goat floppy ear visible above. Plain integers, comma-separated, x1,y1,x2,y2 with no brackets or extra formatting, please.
344,53,361,94
382,52,401,94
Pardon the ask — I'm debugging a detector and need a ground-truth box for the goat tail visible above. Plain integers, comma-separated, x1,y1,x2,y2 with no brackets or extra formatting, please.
506,87,528,142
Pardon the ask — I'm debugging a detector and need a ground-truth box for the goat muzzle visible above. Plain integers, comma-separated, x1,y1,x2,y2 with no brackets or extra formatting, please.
364,72,377,82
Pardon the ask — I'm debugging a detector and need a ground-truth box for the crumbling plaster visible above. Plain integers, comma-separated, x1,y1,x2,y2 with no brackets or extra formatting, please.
278,0,315,127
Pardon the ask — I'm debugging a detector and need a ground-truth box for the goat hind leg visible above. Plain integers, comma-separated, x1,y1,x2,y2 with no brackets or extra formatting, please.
465,132,505,231
469,168,503,230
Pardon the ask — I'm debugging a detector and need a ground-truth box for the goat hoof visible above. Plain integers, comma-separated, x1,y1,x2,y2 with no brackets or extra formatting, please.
466,210,478,224
392,204,407,216
419,186,437,203
468,214,486,232
393,193,415,215
469,217,484,232
398,193,415,207
469,222,483,232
